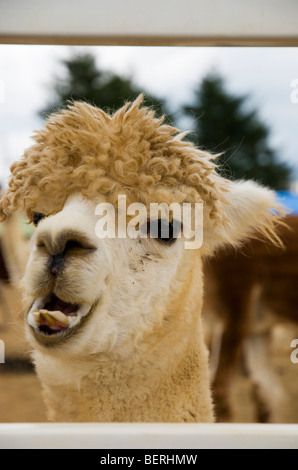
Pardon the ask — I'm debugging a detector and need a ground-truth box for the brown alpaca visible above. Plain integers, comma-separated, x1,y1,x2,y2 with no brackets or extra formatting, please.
0,216,30,328
205,215,298,423
0,97,284,422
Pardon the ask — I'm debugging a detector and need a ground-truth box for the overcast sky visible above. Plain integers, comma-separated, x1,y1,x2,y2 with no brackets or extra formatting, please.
0,45,298,188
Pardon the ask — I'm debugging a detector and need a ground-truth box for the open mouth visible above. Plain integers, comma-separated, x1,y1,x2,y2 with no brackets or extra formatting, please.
27,292,93,344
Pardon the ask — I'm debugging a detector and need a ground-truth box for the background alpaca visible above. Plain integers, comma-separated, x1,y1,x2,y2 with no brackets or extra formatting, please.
0,214,30,330
205,215,298,423
0,215,30,288
0,96,284,422
0,239,10,329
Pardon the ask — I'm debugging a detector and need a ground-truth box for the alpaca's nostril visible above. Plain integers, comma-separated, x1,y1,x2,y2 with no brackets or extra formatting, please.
50,253,64,276
36,230,97,257
36,241,46,249
47,237,96,276
64,239,87,252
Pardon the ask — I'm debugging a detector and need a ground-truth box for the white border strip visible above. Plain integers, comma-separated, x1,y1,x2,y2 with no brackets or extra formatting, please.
1,0,298,45
0,423,298,449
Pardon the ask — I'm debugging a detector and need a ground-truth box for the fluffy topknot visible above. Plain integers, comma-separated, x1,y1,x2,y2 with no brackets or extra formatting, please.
0,95,226,222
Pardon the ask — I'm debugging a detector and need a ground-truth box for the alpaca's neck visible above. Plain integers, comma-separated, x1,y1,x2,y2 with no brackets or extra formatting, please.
34,257,214,422
40,331,213,422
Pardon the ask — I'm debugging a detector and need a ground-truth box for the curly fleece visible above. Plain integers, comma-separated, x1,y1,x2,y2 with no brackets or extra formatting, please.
0,95,226,223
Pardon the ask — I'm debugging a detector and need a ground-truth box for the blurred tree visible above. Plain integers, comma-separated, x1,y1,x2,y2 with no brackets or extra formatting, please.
40,51,172,122
183,74,292,190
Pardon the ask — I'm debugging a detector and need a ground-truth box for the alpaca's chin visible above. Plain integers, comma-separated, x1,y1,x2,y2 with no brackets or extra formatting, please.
26,292,98,346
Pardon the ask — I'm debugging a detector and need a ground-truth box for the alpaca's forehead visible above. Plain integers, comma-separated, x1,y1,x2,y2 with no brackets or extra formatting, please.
31,184,204,220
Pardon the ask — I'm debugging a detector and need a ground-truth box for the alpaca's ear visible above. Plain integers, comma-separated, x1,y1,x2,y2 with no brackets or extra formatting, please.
202,180,285,255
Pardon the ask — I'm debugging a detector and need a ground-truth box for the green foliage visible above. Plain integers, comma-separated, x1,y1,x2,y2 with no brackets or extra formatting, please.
40,51,171,122
183,74,292,190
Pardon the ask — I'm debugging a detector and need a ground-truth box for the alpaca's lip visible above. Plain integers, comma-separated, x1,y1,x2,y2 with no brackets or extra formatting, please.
27,292,95,346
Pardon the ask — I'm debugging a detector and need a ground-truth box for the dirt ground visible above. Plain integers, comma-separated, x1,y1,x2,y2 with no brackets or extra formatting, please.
1,283,298,423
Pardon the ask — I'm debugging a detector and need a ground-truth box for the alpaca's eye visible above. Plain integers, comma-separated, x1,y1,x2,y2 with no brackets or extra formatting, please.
147,219,180,245
32,212,45,226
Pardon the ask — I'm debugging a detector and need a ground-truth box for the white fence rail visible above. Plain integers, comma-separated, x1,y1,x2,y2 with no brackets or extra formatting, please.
0,423,298,449
0,0,298,46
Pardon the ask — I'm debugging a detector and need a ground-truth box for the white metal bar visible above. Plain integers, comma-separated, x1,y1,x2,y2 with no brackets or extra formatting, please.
0,0,298,46
0,423,298,449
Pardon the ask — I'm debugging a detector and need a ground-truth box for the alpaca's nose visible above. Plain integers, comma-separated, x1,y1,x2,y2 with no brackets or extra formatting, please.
50,253,64,276
36,230,96,276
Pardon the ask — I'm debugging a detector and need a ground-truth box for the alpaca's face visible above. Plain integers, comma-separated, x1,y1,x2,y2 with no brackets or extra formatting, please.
24,194,192,357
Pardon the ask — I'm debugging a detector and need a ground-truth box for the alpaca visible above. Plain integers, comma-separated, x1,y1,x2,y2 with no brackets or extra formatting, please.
0,215,30,288
0,215,31,328
204,215,298,423
0,96,284,422
0,240,10,329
